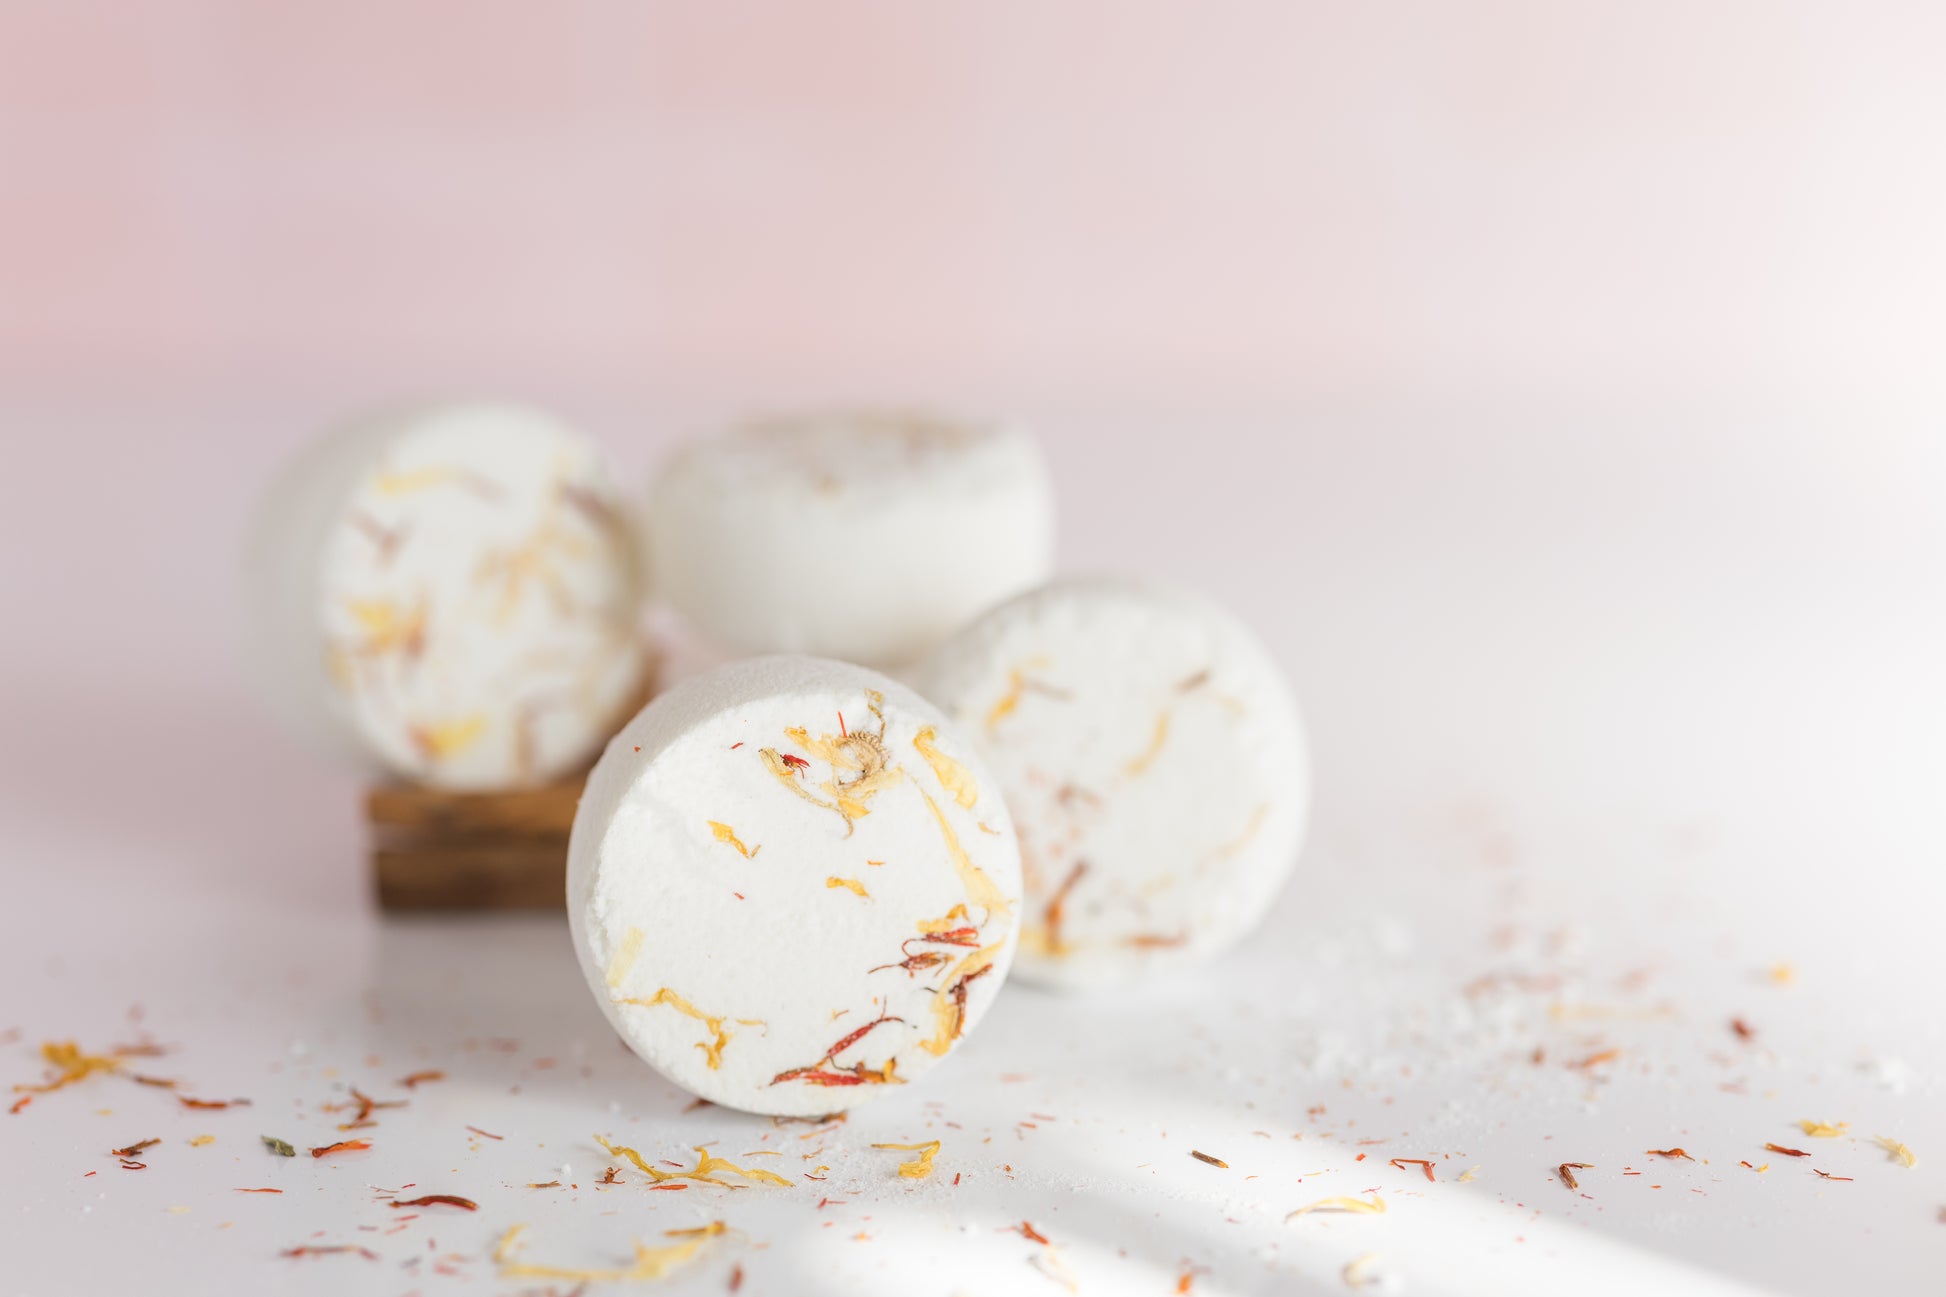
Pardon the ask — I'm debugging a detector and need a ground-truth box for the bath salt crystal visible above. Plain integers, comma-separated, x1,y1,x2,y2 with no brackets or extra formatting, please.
244,401,647,789
916,578,1308,989
644,410,1054,666
568,656,1022,1115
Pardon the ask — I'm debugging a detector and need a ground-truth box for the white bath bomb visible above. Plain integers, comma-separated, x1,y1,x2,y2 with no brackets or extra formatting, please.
644,410,1055,666
568,656,1022,1115
915,579,1308,989
244,401,647,789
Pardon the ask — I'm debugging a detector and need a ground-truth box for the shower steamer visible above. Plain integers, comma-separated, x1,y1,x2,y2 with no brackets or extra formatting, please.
915,579,1307,989
644,410,1054,665
568,656,1022,1115
244,401,647,789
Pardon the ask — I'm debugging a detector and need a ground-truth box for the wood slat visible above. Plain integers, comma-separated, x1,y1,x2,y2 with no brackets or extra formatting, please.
366,772,586,839
373,842,567,911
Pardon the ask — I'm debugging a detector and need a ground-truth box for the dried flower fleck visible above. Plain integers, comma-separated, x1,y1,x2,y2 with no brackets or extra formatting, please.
1875,1136,1917,1168
871,1140,942,1178
493,1221,725,1282
593,1137,792,1188
1285,1194,1386,1220
612,988,749,1070
708,821,757,858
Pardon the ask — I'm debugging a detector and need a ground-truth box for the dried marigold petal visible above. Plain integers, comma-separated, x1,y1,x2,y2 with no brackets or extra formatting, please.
871,1140,942,1178
1285,1194,1386,1220
16,1041,126,1095
912,726,979,809
920,942,1003,1057
611,988,749,1070
492,1221,725,1282
986,671,1029,732
1343,1253,1383,1288
408,714,488,762
918,788,1011,920
1874,1136,1917,1168
1124,709,1172,776
708,821,756,858
603,927,645,988
281,1244,378,1261
592,1137,792,1188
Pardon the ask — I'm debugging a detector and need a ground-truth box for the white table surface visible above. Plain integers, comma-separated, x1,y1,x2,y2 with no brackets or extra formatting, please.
2,400,1941,1295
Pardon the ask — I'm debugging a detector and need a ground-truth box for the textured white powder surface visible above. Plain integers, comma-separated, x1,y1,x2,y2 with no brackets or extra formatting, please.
644,410,1054,666
244,401,647,789
916,578,1308,989
567,656,1023,1116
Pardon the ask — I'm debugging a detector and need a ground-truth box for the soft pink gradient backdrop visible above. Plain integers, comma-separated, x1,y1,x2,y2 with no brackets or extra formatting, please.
4,1,1944,409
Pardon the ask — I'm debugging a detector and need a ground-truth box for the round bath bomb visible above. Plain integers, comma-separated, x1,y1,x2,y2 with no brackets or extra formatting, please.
915,579,1308,989
244,401,647,789
644,410,1054,666
568,656,1022,1116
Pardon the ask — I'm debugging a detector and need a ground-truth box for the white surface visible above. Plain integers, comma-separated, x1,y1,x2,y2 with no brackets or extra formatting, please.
917,577,1308,989
645,410,1055,666
244,401,647,789
567,656,1021,1116
3,401,1943,1295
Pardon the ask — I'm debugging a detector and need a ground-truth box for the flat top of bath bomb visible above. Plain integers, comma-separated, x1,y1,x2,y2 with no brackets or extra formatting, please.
568,656,1023,1115
655,409,1042,499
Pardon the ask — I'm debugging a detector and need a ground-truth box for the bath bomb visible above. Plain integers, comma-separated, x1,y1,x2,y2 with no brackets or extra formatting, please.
568,656,1022,1116
915,578,1307,989
244,401,647,789
644,410,1054,666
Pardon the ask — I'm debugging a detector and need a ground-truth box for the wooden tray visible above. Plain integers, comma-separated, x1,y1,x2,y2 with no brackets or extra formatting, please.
368,773,585,910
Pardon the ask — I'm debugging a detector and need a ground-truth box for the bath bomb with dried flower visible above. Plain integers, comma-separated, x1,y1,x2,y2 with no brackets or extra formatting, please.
915,578,1307,990
244,401,647,790
644,410,1054,666
568,656,1022,1116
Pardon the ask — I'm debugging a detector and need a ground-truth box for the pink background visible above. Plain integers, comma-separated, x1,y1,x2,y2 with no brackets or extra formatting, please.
2,0,1942,887
4,1,1945,409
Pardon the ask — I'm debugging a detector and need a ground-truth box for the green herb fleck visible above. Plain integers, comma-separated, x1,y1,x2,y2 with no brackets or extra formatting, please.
262,1136,296,1157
